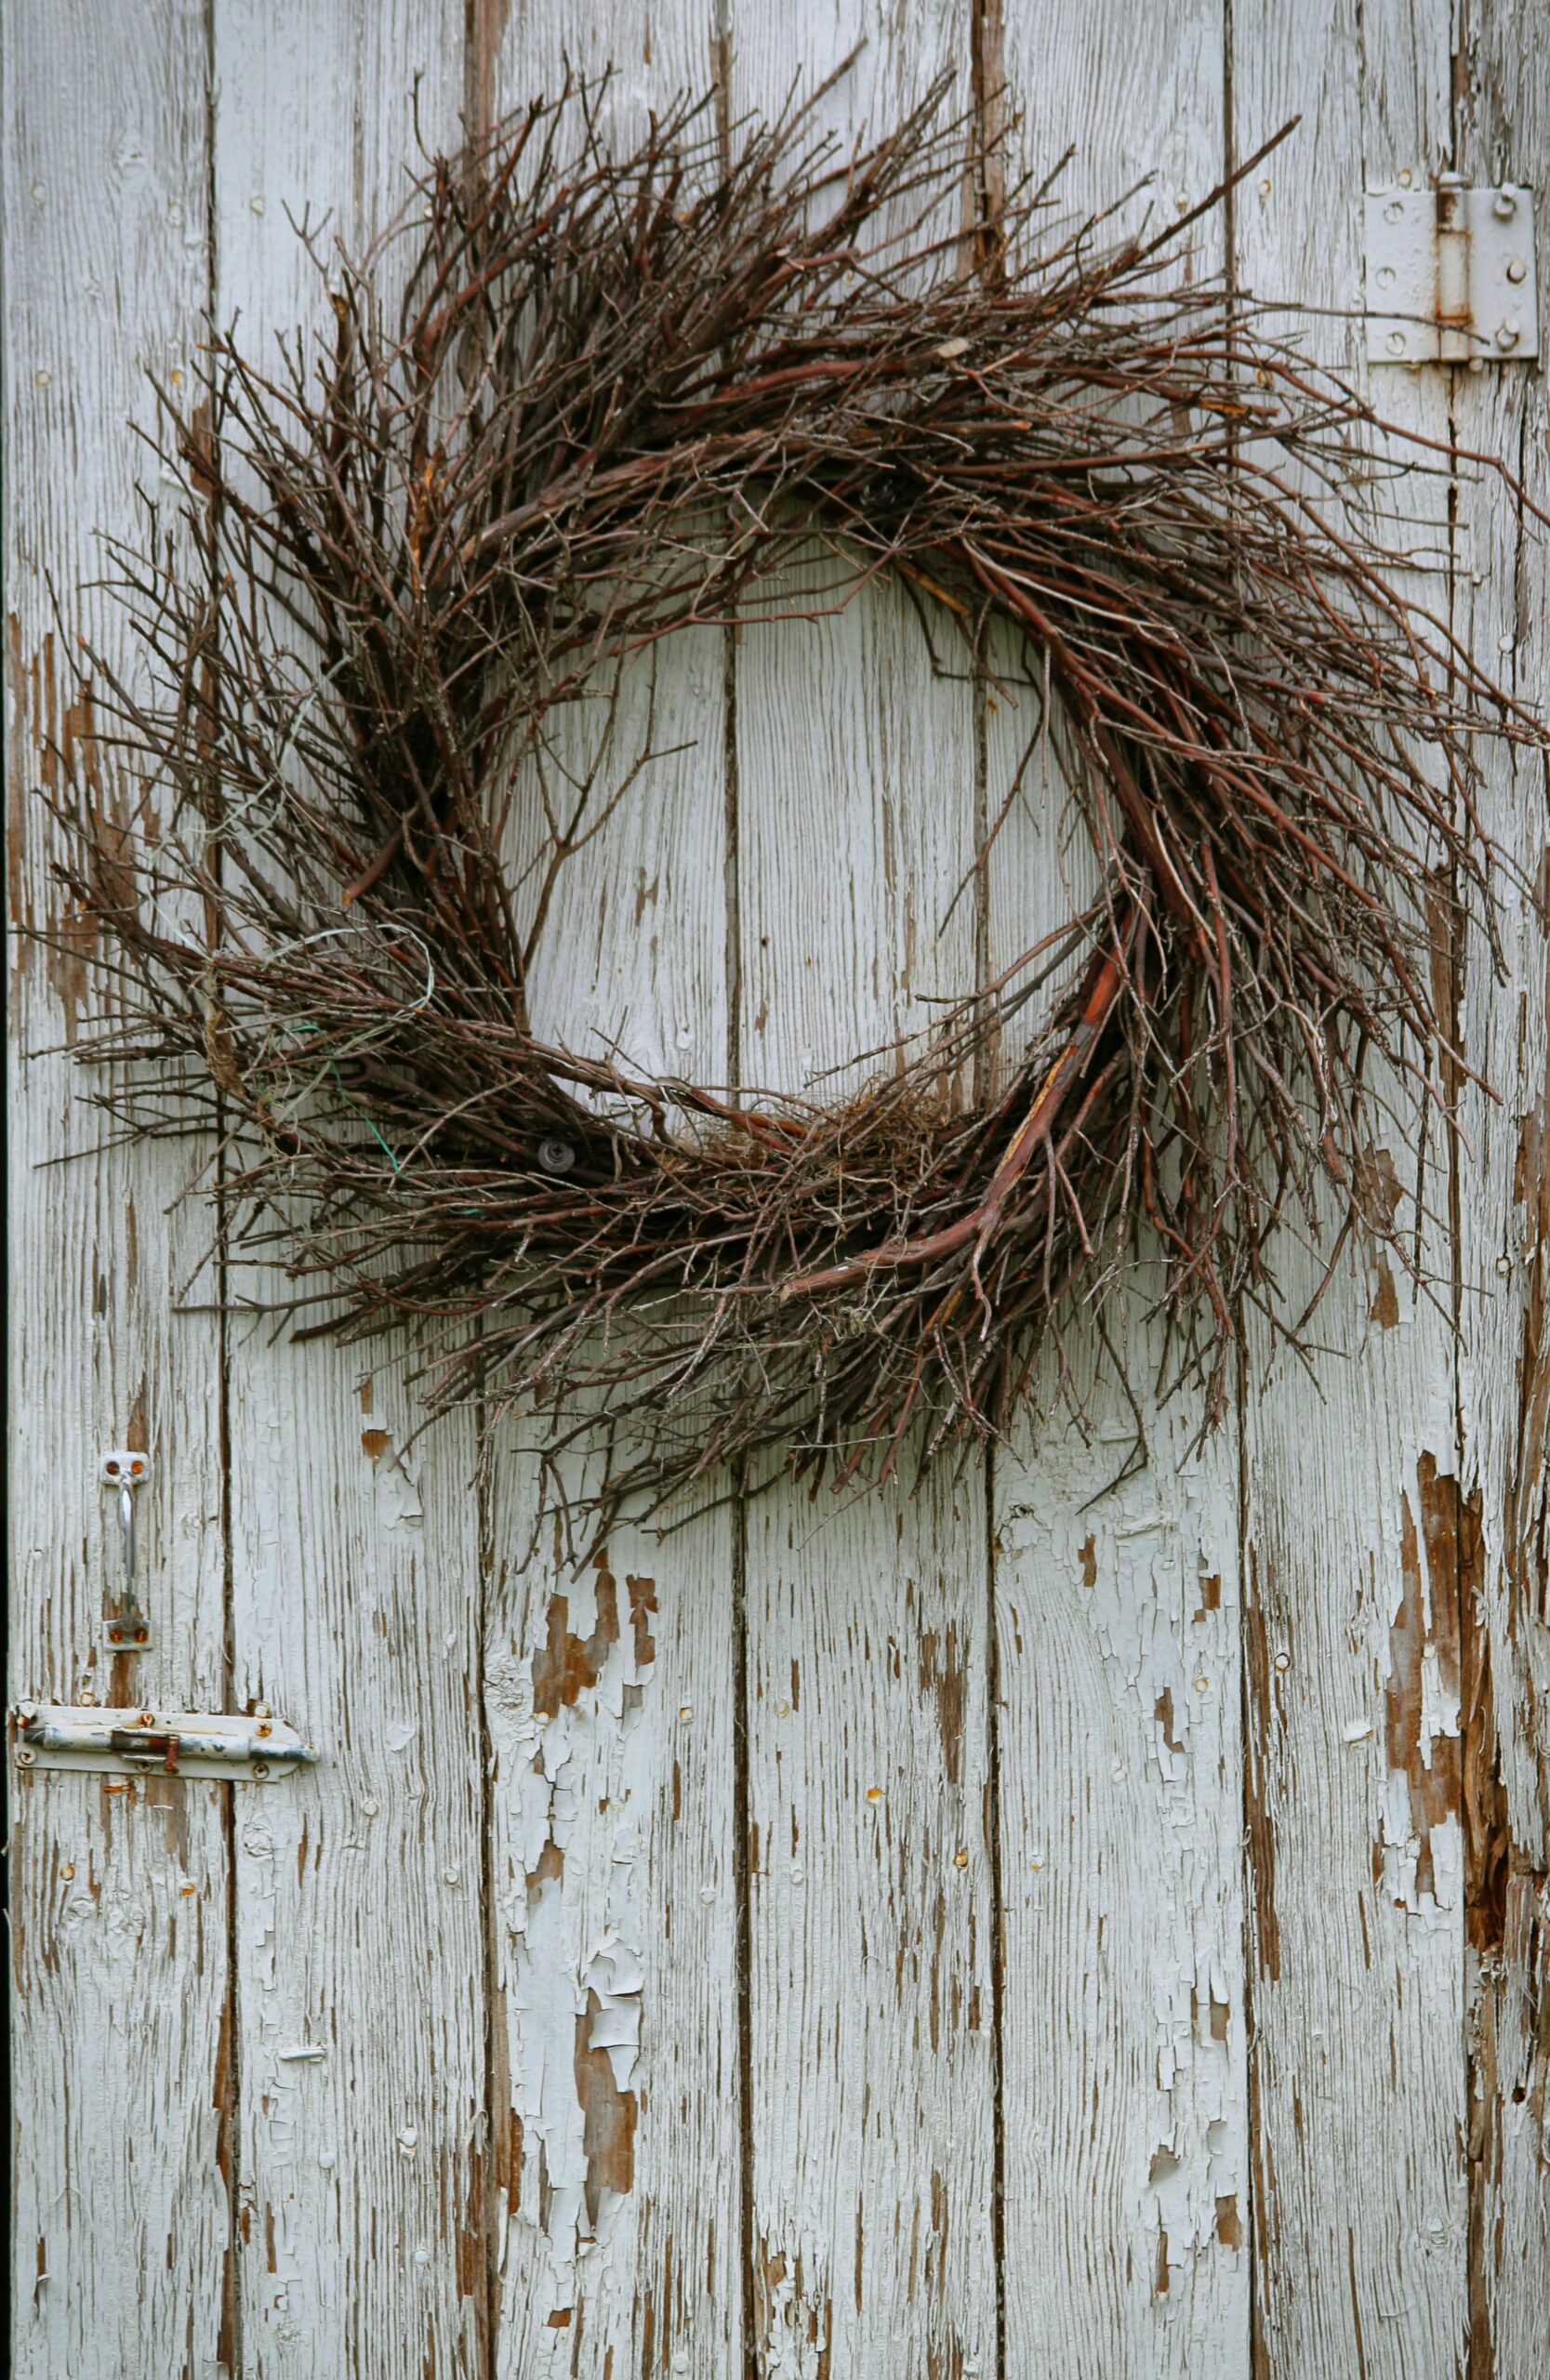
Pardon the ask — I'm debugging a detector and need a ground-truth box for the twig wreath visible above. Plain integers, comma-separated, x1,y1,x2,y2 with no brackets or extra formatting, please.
53,74,1542,1527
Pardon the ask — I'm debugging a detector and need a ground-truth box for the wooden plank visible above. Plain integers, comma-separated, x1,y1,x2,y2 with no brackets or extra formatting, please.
984,6,1250,2369
727,11,999,2372
1231,7,1471,2371
4,6,234,2374
209,9,490,2373
1452,15,1550,2370
473,7,745,2373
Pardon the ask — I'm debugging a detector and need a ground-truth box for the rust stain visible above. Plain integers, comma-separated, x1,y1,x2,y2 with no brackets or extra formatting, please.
918,1624,965,1786
465,0,514,144
1384,1458,1464,1902
1243,1578,1282,1980
1346,2228,1370,2380
625,1573,656,1670
968,0,1008,286
574,1990,636,2230
1460,1488,1509,1956
487,1979,521,2219
526,1838,563,1893
5,615,32,952
1249,2098,1277,2380
7,624,119,1034
213,1990,238,2373
754,2245,788,2341
532,1558,620,1719
1424,871,1462,1107
143,1772,189,1870
1510,1078,1550,1620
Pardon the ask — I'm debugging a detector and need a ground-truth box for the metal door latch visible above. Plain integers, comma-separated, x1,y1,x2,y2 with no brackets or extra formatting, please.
10,1702,316,1781
1366,178,1538,364
100,1449,152,1650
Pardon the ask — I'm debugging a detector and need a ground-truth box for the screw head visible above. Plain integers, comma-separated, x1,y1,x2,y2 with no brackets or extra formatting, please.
1497,320,1522,350
537,1138,576,1175
1495,190,1518,218
16,1749,35,1767
252,1761,271,1780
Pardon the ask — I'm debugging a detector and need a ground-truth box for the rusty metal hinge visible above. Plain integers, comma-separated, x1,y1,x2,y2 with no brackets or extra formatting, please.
1366,176,1538,364
10,1701,316,1780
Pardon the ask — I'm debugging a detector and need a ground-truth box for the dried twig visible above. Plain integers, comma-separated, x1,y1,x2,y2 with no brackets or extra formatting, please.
48,73,1543,1529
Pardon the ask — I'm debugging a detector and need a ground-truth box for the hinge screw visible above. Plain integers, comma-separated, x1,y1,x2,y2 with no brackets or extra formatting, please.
1495,190,1518,219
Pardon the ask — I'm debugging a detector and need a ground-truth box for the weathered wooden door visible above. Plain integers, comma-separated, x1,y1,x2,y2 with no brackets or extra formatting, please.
7,3,1549,2373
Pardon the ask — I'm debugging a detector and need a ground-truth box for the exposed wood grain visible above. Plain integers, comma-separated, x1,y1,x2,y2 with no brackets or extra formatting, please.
5,4,233,2373
985,7,1249,2368
1453,9,1550,2368
211,9,489,2372
729,10,998,2370
1232,7,1471,2371
474,5,746,2369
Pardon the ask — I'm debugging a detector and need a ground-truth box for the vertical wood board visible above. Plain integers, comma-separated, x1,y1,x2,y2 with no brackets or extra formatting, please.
211,8,489,2372
5,4,232,2373
1453,8,1550,2369
986,5,1248,2368
729,9,999,2373
1233,7,1470,2373
476,5,744,2373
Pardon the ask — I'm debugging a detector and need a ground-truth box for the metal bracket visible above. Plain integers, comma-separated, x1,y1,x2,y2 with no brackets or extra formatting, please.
10,1702,316,1781
1366,178,1538,364
100,1449,152,1650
